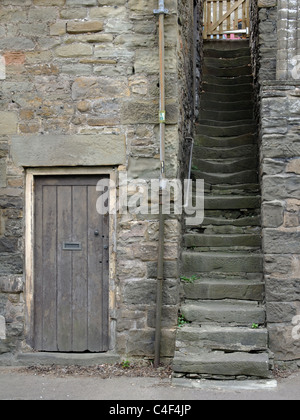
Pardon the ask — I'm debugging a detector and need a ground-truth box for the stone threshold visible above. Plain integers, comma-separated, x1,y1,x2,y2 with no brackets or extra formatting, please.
0,352,120,367
172,377,278,391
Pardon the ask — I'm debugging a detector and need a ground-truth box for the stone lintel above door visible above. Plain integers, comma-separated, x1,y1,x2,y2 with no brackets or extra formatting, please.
11,134,126,167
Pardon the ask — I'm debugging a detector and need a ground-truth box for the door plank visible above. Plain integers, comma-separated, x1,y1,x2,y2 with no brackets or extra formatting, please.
57,186,73,352
72,185,88,351
87,185,104,351
42,185,57,351
102,210,110,351
34,179,44,350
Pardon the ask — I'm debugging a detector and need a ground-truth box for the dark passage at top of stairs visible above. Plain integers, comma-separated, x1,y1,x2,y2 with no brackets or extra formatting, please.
173,41,271,381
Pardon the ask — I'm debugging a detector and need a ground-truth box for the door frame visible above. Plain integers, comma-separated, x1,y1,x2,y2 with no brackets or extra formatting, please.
24,167,118,352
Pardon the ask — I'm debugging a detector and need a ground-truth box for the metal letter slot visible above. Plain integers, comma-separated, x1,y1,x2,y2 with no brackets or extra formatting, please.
63,242,82,251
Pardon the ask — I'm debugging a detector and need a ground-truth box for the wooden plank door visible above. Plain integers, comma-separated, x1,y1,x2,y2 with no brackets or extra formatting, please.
34,175,109,353
203,0,250,40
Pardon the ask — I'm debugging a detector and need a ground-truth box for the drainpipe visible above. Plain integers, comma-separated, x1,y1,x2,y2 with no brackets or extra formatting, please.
154,0,168,369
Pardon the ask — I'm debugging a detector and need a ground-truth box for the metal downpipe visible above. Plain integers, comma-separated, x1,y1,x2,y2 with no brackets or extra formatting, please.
154,0,168,369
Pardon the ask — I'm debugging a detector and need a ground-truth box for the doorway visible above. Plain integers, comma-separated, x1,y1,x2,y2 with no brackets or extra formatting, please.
33,175,110,353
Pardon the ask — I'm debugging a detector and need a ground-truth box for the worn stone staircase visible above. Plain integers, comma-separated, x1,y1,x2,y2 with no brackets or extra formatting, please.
173,41,271,380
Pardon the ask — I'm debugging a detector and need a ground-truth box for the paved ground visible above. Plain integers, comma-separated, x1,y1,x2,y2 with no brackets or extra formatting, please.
0,367,300,401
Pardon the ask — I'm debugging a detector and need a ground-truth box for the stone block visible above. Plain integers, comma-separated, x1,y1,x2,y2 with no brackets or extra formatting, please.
268,323,300,361
90,6,127,18
28,8,58,22
135,48,177,74
11,134,126,167
265,254,300,279
0,37,35,51
33,0,65,4
50,22,67,36
263,229,300,254
258,0,277,8
67,21,104,34
265,277,300,302
66,0,97,5
0,316,5,340
262,201,284,228
122,279,179,306
147,305,178,328
55,43,93,57
117,260,147,280
127,157,160,180
0,159,6,188
267,302,299,323
0,276,23,293
287,159,300,175
0,112,18,135
262,175,300,201
121,100,178,125
60,8,88,19
72,76,130,100
0,254,23,275
262,134,300,159
147,261,179,279
125,329,155,356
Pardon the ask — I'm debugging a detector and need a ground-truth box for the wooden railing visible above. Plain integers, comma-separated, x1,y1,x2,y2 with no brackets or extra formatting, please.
203,0,250,40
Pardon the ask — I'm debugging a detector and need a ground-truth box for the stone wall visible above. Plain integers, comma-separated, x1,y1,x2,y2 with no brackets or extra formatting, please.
276,0,300,80
261,83,300,365
0,0,196,360
258,0,278,82
258,0,300,367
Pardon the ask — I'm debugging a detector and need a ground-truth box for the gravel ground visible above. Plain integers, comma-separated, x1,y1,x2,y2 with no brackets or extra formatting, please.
19,361,173,380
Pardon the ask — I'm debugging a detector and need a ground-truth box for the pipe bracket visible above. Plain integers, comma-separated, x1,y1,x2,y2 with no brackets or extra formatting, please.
153,8,169,15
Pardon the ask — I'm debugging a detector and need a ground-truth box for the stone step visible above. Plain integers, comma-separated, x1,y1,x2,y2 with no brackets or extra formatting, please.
198,225,261,236
199,109,254,122
204,48,251,59
192,170,258,184
202,81,253,95
196,124,256,137
182,251,263,273
194,145,257,160
202,82,253,95
208,183,260,195
181,300,265,325
203,40,250,52
200,100,254,112
176,325,268,352
184,233,261,249
194,133,256,148
204,195,261,209
203,65,252,78
204,56,251,68
202,74,253,86
200,91,254,103
173,351,270,378
182,278,264,301
192,157,257,174
197,119,255,128
201,215,261,228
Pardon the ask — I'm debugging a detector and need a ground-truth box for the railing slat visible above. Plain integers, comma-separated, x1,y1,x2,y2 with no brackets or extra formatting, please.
204,0,249,39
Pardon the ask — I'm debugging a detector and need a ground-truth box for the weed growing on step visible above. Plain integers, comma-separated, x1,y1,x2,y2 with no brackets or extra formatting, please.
178,314,189,328
180,275,200,284
252,323,259,329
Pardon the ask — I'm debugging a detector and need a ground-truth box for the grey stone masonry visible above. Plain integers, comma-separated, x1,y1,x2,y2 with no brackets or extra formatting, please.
261,82,300,362
0,0,197,362
276,0,300,80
